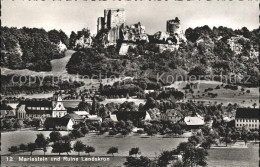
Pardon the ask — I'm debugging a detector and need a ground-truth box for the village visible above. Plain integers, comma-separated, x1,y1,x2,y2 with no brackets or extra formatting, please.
1,7,259,167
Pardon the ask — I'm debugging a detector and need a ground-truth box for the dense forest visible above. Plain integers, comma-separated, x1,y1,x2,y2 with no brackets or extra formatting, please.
67,26,259,87
1,27,69,71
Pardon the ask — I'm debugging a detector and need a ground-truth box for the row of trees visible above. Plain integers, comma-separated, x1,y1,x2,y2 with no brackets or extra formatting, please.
1,75,84,96
1,117,42,131
124,132,209,167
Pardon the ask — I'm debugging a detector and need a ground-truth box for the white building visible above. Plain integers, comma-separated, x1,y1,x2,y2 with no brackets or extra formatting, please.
235,108,259,130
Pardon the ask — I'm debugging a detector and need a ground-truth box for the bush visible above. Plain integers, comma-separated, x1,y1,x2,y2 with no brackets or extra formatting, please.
8,146,19,154
137,129,144,134
109,130,117,136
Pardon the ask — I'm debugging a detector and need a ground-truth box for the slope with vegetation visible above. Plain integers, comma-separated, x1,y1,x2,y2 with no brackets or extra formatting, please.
1,27,69,71
66,26,259,87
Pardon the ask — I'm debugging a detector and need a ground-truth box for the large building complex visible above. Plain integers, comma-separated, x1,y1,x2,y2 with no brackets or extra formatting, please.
235,108,259,130
16,93,67,119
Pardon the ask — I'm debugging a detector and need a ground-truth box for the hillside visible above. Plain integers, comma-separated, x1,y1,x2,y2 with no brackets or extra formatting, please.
66,26,259,87
1,27,69,71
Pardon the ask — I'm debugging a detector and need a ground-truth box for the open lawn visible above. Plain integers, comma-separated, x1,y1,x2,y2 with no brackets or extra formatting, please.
1,130,187,157
207,143,259,167
1,131,259,167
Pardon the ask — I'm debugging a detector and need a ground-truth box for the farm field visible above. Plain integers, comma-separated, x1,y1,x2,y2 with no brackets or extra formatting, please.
166,80,259,107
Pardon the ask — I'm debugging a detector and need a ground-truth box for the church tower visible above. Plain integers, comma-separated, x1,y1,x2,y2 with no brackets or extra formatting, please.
52,92,67,117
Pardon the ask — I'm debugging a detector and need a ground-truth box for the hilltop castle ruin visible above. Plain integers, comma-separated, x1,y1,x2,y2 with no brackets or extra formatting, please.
97,8,125,45
96,9,186,53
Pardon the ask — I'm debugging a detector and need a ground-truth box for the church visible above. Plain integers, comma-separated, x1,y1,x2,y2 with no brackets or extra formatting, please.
16,92,67,119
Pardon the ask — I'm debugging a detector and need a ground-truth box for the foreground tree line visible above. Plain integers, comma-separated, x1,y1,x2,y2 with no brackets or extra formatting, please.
8,130,209,167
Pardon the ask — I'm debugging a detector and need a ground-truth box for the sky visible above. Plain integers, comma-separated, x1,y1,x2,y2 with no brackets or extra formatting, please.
2,0,259,36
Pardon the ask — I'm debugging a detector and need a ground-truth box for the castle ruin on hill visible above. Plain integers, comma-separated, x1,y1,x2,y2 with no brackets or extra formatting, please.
96,8,187,54
97,8,125,45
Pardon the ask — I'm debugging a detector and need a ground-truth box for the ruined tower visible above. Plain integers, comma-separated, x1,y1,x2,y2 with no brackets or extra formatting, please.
166,17,186,43
166,17,181,35
97,9,125,45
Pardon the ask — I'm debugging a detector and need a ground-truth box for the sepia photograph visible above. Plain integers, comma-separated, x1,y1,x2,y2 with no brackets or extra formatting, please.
1,0,259,166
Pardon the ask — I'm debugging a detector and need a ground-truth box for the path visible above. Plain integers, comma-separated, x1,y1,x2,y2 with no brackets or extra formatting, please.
50,50,76,74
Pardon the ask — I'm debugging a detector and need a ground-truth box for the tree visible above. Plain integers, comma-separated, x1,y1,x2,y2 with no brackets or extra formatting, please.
63,142,73,156
200,141,211,149
157,150,176,167
220,136,232,147
121,129,129,137
49,131,62,142
220,127,232,147
129,147,141,157
143,97,157,110
70,129,84,139
2,119,14,130
8,146,19,154
124,156,156,167
107,147,118,156
91,98,97,115
52,141,64,156
69,31,77,48
244,137,248,146
78,101,91,112
13,120,24,129
85,146,95,156
188,135,203,146
19,144,27,153
188,66,207,77
73,140,86,156
31,118,42,128
80,126,89,136
62,135,72,143
180,143,208,167
253,131,259,143
252,103,257,109
35,133,49,148
147,127,157,136
27,143,36,155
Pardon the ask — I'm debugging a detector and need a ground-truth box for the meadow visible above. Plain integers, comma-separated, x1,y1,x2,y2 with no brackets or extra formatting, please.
166,80,259,107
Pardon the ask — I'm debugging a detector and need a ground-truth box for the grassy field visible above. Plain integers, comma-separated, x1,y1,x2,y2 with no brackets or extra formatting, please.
1,130,187,157
1,144,259,167
167,80,259,107
1,131,259,167
207,143,259,167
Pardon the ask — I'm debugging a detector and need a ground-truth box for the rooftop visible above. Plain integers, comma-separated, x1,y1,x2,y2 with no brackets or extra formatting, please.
235,108,259,119
18,100,52,108
73,111,90,116
44,117,71,127
166,109,183,117
63,113,84,120
184,116,205,126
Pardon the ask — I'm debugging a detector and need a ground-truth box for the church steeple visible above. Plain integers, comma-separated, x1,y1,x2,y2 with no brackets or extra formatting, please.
52,92,67,118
